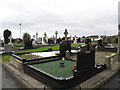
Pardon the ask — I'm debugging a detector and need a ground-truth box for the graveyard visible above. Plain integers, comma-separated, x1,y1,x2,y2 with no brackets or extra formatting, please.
1,29,119,89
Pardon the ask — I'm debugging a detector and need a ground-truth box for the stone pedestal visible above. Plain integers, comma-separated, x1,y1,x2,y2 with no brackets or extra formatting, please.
105,56,111,69
4,44,12,53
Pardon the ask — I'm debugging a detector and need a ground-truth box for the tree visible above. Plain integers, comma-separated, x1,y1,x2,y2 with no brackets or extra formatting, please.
22,32,31,42
22,32,32,49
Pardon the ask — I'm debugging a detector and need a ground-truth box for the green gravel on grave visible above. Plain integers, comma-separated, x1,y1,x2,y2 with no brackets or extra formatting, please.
32,60,76,78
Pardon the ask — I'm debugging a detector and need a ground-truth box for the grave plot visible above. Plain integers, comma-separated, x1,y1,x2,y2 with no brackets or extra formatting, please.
32,59,76,78
97,40,117,52
11,51,61,65
23,41,106,89
10,40,107,89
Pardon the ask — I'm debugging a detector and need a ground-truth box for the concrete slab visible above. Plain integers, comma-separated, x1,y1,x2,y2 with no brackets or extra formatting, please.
1,58,120,89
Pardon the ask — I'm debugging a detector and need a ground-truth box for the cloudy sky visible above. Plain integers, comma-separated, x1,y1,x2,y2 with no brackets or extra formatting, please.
0,0,119,39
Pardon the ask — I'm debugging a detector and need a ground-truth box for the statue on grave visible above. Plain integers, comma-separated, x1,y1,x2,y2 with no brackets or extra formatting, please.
3,29,11,44
3,29,12,53
43,32,48,44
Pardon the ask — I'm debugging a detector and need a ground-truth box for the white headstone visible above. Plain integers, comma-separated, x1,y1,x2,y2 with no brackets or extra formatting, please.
55,31,58,44
74,35,77,43
32,35,37,45
32,39,37,45
37,37,42,44
36,32,38,41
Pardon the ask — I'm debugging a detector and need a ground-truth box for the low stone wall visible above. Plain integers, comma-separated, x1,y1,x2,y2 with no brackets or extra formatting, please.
9,56,24,72
98,46,117,52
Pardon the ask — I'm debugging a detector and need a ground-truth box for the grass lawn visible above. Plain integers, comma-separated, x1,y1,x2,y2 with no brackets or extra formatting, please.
32,60,76,78
18,43,83,53
18,45,59,53
1,55,10,62
13,43,23,47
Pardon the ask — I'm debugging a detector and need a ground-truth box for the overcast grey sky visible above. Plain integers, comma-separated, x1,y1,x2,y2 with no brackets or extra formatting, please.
0,0,119,39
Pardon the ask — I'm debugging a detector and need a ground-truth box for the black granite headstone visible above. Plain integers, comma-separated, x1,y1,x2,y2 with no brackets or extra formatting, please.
85,39,91,44
77,45,95,73
97,40,102,46
24,40,33,49
60,40,71,56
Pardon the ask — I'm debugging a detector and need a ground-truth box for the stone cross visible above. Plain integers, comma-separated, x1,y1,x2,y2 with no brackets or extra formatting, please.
33,35,35,39
36,32,38,40
64,29,68,40
55,31,58,44
44,32,47,37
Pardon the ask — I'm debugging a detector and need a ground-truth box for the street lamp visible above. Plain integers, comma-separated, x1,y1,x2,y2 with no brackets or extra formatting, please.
19,23,21,38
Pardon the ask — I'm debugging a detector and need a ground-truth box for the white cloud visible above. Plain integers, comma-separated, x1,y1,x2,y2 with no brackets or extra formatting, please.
0,0,119,39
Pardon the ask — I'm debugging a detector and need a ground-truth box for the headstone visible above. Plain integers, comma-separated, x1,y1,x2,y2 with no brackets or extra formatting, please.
24,40,32,49
32,40,37,46
60,40,71,56
52,35,55,44
85,39,91,44
32,35,37,45
74,35,77,43
43,32,48,44
77,37,81,43
36,32,38,40
101,36,107,46
77,45,95,73
65,50,70,59
97,40,103,46
37,37,42,44
81,36,86,43
64,29,68,40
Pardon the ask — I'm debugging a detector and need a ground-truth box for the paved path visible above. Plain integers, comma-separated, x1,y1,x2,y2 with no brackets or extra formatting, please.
100,71,120,89
2,66,24,88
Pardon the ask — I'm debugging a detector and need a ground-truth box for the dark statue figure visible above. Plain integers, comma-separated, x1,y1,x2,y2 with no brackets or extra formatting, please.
3,29,11,44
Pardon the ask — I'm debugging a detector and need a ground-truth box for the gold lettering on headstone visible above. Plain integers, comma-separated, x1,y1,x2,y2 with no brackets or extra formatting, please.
86,51,90,53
